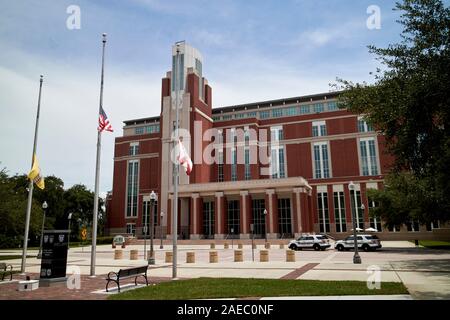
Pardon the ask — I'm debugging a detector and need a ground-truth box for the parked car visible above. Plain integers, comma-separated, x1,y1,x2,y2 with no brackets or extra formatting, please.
288,234,331,251
334,234,382,252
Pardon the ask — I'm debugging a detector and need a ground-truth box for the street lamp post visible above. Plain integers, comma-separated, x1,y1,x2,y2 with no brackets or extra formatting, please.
37,201,48,259
68,212,73,250
348,182,361,264
143,199,148,260
160,211,164,249
263,209,268,243
360,204,365,230
148,191,157,265
231,228,234,248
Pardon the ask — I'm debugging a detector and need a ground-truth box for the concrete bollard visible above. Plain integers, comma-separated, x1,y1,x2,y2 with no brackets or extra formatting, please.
238,243,243,249
265,242,271,249
224,243,229,249
130,249,139,260
210,243,215,249
252,243,257,249
279,243,285,249
114,249,123,260
260,250,269,262
286,250,295,262
209,251,218,263
186,251,195,263
234,250,243,262
165,251,173,263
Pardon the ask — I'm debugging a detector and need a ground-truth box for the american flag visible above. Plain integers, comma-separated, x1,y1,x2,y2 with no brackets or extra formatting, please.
98,106,113,132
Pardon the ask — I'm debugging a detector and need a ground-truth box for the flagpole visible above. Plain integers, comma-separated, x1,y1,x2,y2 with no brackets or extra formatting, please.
21,75,44,274
90,33,107,277
172,45,181,279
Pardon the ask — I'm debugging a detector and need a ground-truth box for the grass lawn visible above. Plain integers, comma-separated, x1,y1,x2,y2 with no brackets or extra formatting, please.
415,240,450,250
109,277,408,300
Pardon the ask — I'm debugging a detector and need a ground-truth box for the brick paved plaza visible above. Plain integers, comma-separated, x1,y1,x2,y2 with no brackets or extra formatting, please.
1,241,450,300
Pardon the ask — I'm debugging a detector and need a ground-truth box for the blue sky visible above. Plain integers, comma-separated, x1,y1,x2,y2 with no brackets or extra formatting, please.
0,0,406,194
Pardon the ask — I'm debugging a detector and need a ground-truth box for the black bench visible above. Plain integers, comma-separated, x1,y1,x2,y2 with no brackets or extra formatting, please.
105,265,149,292
0,262,13,281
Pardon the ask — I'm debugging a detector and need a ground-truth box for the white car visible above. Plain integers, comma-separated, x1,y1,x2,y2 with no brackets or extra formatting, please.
334,234,382,252
288,234,331,251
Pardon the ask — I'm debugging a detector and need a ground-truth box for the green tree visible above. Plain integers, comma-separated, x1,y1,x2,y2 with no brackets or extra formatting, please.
335,0,450,225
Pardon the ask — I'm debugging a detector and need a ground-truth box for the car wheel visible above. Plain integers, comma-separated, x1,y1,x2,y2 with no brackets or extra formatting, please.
289,244,297,251
313,244,320,251
362,244,370,252
336,245,344,251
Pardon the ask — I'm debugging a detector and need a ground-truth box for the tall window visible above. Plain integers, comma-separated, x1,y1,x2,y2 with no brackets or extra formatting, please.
312,121,327,137
203,201,215,238
272,108,283,117
278,198,292,236
333,191,346,232
350,190,364,229
126,160,139,217
368,198,382,232
231,148,237,181
271,126,285,179
317,192,330,233
217,150,224,182
327,101,338,111
227,200,240,236
360,138,378,176
358,116,373,132
252,199,266,237
244,148,251,180
313,142,330,179
195,58,203,100
129,142,139,156
142,200,156,235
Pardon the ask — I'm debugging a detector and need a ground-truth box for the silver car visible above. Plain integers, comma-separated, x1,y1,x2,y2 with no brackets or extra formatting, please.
334,234,382,252
288,234,331,251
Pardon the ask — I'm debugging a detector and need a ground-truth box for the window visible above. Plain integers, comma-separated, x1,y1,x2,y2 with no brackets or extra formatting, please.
285,106,297,116
271,146,285,179
272,108,283,117
300,105,310,114
317,192,330,233
195,58,203,100
222,114,232,120
146,124,160,134
360,138,378,176
406,220,420,232
171,53,184,91
126,160,139,217
251,199,266,237
368,199,382,232
203,201,215,238
278,198,292,236
312,121,327,137
333,191,347,232
235,113,245,119
327,101,338,111
244,148,251,180
349,190,364,229
227,200,240,236
231,148,237,181
246,111,257,118
313,142,330,178
270,126,283,141
135,127,144,135
126,223,136,236
388,225,401,232
313,103,324,113
212,116,221,121
358,116,373,132
260,110,270,119
426,221,440,231
129,142,139,156
217,150,224,182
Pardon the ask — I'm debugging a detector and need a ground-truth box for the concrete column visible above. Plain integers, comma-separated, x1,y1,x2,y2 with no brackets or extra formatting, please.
293,188,303,237
239,191,250,239
190,193,200,239
265,189,277,239
214,192,225,239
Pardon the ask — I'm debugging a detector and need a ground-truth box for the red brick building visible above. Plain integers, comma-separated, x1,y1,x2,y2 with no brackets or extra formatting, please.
106,42,445,240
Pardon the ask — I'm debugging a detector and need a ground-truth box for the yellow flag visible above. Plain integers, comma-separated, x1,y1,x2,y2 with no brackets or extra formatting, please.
28,154,45,189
